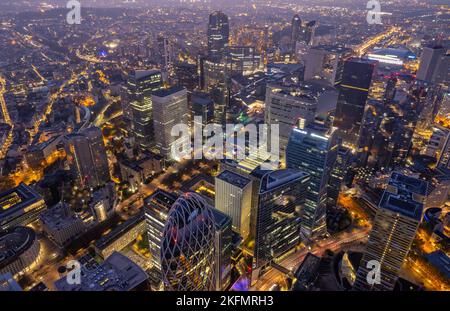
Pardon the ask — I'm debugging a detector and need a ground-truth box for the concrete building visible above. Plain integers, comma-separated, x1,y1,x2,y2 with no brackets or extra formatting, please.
354,173,428,291
0,183,46,231
0,227,40,277
152,86,189,161
54,252,148,291
40,203,85,247
215,170,252,240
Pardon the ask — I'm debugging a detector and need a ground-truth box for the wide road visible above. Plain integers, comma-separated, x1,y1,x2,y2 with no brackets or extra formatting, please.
251,227,370,291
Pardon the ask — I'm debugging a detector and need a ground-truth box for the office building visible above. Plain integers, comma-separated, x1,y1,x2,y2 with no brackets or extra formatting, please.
126,70,163,148
191,92,215,127
328,146,351,207
40,203,85,247
207,11,230,59
286,121,338,238
152,86,189,161
354,173,428,291
94,211,145,259
212,209,233,291
416,45,446,83
226,46,261,76
54,252,148,291
304,45,352,85
64,126,110,189
264,82,319,160
333,58,376,149
161,193,216,291
215,170,252,240
0,183,46,231
291,14,302,53
252,169,310,281
144,189,177,288
0,227,40,277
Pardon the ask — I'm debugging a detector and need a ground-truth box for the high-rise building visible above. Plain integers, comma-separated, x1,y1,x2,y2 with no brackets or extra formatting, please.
333,58,376,149
304,45,352,85
126,70,163,148
212,208,233,291
226,46,261,76
207,11,230,59
157,35,172,70
416,45,446,83
198,56,229,124
286,121,339,238
161,193,216,291
303,21,318,46
252,169,310,280
328,146,351,207
353,173,428,291
144,189,177,289
291,14,302,53
174,62,198,93
152,86,189,161
191,92,215,127
264,82,319,160
65,126,110,189
215,169,252,240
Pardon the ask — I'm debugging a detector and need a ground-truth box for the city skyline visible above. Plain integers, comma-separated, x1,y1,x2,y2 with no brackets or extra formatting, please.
0,0,449,296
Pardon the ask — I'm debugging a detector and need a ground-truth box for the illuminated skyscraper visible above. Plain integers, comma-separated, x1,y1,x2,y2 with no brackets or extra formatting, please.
152,86,189,161
65,126,110,189
207,11,230,59
291,14,302,53
127,70,163,148
353,173,428,291
161,193,216,291
264,82,318,161
144,189,177,290
212,208,232,291
252,169,310,282
304,45,352,86
215,169,252,240
333,58,376,149
286,121,338,238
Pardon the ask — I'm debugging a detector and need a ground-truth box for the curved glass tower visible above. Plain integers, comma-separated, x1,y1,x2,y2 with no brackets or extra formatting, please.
161,192,216,291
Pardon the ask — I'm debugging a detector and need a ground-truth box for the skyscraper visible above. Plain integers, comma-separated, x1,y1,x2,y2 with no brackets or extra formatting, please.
152,85,189,161
191,92,215,127
333,58,376,149
353,173,428,291
144,189,178,289
215,169,252,240
252,169,310,281
212,208,233,291
264,82,319,160
161,193,216,291
207,11,230,59
291,14,302,53
304,45,352,86
198,56,229,124
416,45,445,83
65,126,110,189
126,70,163,148
286,121,338,238
328,146,351,207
